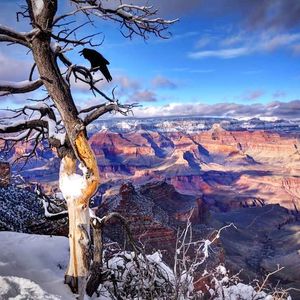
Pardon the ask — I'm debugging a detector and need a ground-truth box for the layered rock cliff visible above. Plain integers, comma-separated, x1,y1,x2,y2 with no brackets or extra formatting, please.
4,126,300,212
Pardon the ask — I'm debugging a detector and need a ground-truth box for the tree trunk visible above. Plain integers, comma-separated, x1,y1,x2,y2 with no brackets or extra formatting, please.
86,222,104,297
59,155,99,299
26,1,101,296
64,198,90,297
27,0,100,295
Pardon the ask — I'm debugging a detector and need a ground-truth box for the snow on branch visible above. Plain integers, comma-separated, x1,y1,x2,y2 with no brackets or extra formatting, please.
0,79,43,96
0,116,46,166
0,103,56,135
0,25,30,47
0,103,66,166
0,119,47,134
44,116,66,146
35,185,68,220
80,102,139,125
32,0,45,17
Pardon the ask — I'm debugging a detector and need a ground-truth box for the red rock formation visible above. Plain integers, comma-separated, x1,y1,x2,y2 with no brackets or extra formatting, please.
90,131,155,157
0,162,10,187
6,127,300,211
97,181,211,263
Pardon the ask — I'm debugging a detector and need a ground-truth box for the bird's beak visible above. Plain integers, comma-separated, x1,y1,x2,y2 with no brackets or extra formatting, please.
79,50,83,56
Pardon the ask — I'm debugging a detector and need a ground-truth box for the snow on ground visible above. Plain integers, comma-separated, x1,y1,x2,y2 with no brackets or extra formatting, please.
0,231,289,300
0,231,74,300
0,276,60,300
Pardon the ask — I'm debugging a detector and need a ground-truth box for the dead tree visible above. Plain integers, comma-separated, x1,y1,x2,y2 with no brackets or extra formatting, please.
0,1,176,298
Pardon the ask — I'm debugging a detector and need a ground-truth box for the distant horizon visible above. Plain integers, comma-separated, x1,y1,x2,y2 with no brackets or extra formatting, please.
90,109,300,122
88,113,300,124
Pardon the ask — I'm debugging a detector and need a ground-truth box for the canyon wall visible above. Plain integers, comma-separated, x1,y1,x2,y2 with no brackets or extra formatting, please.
4,125,300,211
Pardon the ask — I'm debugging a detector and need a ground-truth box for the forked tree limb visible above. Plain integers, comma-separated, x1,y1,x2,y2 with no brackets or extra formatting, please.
0,25,30,47
82,102,137,125
67,0,178,39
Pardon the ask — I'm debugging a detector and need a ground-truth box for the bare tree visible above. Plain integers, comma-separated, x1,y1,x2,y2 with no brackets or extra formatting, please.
0,1,176,298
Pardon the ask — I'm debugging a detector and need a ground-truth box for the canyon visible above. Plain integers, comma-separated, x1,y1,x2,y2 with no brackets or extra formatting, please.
1,117,300,296
13,120,300,212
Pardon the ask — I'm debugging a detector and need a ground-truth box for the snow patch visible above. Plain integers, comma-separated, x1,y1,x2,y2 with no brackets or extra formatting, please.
216,282,268,300
116,121,131,130
50,41,61,53
32,0,44,16
216,265,227,275
0,276,60,300
59,159,87,201
0,232,73,299
0,232,290,300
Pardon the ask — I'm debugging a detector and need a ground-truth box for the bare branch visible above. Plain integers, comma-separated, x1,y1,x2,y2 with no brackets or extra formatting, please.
0,119,47,134
64,63,114,100
65,1,178,40
29,63,37,81
16,4,30,22
53,5,98,25
0,25,30,47
257,265,285,294
82,102,138,125
0,79,43,96
0,103,65,158
0,34,29,48
12,131,44,168
51,32,101,47
35,185,68,220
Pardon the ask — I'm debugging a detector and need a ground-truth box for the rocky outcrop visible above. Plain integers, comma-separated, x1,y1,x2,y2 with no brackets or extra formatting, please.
208,204,300,297
4,126,300,211
0,162,10,187
88,128,300,211
97,181,210,263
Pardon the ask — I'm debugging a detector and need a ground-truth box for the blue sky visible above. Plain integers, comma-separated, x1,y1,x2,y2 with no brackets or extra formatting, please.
1,0,300,119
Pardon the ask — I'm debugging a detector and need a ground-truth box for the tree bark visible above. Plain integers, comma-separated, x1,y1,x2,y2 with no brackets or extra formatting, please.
59,156,90,298
86,222,104,297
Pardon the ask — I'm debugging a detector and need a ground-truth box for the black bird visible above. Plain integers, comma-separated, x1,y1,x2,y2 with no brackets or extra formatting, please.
79,48,112,82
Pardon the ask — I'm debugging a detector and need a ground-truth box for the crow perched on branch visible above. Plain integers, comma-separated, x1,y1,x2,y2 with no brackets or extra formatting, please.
79,48,112,82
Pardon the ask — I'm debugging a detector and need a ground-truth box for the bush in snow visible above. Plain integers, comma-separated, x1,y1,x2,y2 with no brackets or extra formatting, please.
95,250,175,299
87,216,292,300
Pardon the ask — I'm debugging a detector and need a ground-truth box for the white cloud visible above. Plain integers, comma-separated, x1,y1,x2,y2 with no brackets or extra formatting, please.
260,33,300,51
189,32,300,59
128,89,158,103
220,34,243,47
152,75,177,89
133,100,300,119
189,47,250,59
195,36,212,48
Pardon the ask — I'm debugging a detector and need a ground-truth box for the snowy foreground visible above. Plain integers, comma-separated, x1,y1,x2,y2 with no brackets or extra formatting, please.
0,232,73,300
0,232,290,300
